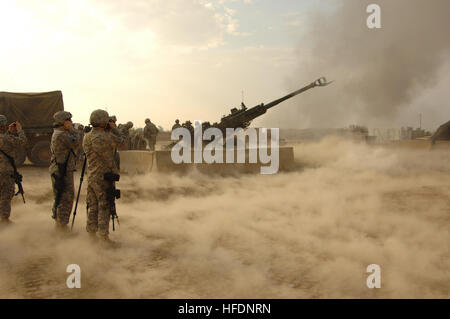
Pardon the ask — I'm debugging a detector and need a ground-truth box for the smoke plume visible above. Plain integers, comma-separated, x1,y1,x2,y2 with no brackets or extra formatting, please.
271,0,450,129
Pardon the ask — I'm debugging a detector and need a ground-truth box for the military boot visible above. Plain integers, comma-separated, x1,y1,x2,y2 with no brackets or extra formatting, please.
88,232,98,242
55,222,72,236
0,217,13,226
99,234,120,248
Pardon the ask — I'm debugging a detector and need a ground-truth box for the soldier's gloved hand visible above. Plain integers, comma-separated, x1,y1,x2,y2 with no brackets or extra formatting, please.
8,121,22,132
64,120,74,131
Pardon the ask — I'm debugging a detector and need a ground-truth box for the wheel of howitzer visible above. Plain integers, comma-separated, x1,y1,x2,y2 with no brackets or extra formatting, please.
15,146,27,167
30,140,51,166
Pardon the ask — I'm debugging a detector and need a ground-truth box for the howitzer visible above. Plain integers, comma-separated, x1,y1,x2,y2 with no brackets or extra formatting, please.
167,77,332,149
205,77,332,132
104,172,120,231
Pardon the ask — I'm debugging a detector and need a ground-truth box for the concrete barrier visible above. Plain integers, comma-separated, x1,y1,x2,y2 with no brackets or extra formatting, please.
155,147,295,174
119,147,295,175
118,150,154,174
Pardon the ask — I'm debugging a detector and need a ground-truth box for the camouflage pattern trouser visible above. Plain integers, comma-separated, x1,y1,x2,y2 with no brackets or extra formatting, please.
0,172,15,219
146,136,156,151
114,150,120,171
51,171,75,225
86,178,111,236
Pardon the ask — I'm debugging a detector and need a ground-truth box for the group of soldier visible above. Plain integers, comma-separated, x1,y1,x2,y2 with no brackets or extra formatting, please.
145,118,194,149
0,110,160,246
171,119,194,140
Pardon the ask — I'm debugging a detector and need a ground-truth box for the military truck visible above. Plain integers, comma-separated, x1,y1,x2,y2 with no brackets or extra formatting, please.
0,91,64,166
431,120,450,143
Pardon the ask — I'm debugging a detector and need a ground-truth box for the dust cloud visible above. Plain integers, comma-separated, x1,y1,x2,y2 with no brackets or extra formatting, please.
0,139,449,298
272,0,450,129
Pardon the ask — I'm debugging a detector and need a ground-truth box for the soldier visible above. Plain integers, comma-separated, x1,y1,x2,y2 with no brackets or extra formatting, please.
172,119,181,131
171,119,182,142
108,116,121,169
182,120,193,131
184,120,195,146
118,121,134,150
73,123,85,169
0,115,27,223
118,121,134,136
83,109,125,244
49,111,81,232
182,120,195,145
143,118,159,151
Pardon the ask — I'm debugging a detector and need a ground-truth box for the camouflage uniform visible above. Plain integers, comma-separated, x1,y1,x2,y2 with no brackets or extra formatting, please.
83,110,125,237
118,121,133,138
0,115,27,220
73,123,86,165
143,119,159,151
49,111,81,226
109,116,121,170
118,121,133,150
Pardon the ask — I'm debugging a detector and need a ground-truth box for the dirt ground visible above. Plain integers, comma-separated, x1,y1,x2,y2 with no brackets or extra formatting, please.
0,136,449,298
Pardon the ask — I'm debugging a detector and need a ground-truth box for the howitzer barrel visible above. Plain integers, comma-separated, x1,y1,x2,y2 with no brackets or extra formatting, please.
265,77,331,110
215,77,332,131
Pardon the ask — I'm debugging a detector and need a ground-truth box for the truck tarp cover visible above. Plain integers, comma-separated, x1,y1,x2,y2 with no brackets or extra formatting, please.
0,91,64,127
432,120,450,141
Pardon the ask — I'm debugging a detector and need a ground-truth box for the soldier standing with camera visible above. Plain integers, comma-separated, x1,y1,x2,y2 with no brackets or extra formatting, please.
49,111,81,232
83,109,125,244
0,115,27,224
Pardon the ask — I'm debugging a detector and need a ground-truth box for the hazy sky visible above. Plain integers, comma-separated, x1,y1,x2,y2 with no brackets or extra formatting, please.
0,0,448,130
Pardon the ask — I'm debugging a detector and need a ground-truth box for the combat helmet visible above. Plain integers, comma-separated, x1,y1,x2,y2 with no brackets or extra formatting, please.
145,118,150,124
53,111,72,126
0,114,7,126
90,109,110,126
126,121,134,129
